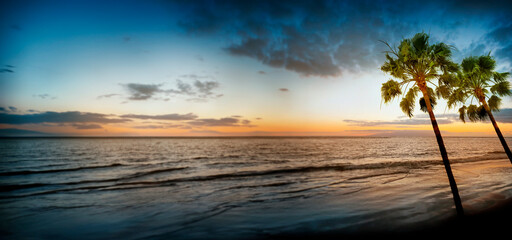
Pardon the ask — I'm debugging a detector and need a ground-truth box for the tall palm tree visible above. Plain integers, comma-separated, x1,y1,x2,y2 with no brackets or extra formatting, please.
380,33,464,216
448,55,512,163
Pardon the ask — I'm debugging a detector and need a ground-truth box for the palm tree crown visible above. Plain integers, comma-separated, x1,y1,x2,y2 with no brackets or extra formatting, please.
448,55,511,122
381,32,458,116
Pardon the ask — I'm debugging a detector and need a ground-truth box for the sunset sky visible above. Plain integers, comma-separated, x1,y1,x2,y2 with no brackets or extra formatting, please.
1,0,511,136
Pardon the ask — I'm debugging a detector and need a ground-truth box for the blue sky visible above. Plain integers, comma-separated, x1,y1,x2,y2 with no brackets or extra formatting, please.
0,0,511,136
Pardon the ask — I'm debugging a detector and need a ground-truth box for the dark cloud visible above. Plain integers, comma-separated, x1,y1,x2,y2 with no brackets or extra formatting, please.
258,71,266,74
0,106,17,113
123,83,163,100
176,0,407,76
0,128,51,137
194,80,219,97
71,123,103,130
0,64,14,73
0,107,256,132
486,23,512,62
278,88,289,92
121,113,198,121
493,108,512,123
0,111,129,124
176,0,512,76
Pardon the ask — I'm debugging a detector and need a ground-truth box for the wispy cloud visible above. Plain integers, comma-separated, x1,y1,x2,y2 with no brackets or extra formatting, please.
33,94,57,100
120,113,198,121
97,93,121,99
121,75,222,102
188,117,254,127
0,111,129,124
71,123,103,129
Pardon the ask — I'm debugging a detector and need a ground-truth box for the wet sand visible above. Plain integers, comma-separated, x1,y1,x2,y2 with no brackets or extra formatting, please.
271,158,512,239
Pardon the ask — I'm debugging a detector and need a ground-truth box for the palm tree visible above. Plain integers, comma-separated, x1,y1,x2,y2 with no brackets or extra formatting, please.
448,55,512,163
380,33,464,216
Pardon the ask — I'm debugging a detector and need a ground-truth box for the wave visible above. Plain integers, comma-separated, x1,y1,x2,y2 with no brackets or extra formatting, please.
124,167,188,178
0,163,124,176
0,151,507,198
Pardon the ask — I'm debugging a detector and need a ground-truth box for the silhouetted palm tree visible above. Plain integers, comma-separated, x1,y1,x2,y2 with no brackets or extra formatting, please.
380,33,464,216
448,55,512,163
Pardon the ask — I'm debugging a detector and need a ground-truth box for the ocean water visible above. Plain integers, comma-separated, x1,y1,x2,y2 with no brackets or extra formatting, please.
0,137,511,239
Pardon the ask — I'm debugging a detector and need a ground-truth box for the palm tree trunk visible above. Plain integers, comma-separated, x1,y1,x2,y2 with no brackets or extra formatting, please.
482,101,512,164
422,90,464,217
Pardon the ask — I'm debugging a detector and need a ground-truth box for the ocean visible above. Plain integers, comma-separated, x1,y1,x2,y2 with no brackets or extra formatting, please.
0,137,511,239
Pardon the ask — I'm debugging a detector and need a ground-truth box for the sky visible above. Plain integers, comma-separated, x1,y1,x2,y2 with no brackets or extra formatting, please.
0,0,512,136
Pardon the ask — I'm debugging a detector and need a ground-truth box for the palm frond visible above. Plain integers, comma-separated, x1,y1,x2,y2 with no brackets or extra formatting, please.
436,84,451,99
488,95,502,112
399,87,419,117
477,105,489,121
461,57,478,73
381,79,402,103
466,104,480,122
490,81,511,97
477,55,496,74
447,87,466,109
493,72,510,82
458,106,467,123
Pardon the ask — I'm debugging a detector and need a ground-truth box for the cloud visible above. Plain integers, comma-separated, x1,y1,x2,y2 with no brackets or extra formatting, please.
188,117,254,127
344,115,455,126
123,83,163,100
493,108,512,123
0,107,256,133
121,113,198,121
0,106,17,113
0,128,52,137
132,124,187,129
33,94,56,100
97,93,120,99
175,0,512,76
0,64,14,73
122,77,222,102
345,108,512,127
167,78,222,101
258,71,266,74
71,123,103,130
0,111,129,124
486,23,512,63
278,88,289,92
345,129,437,137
